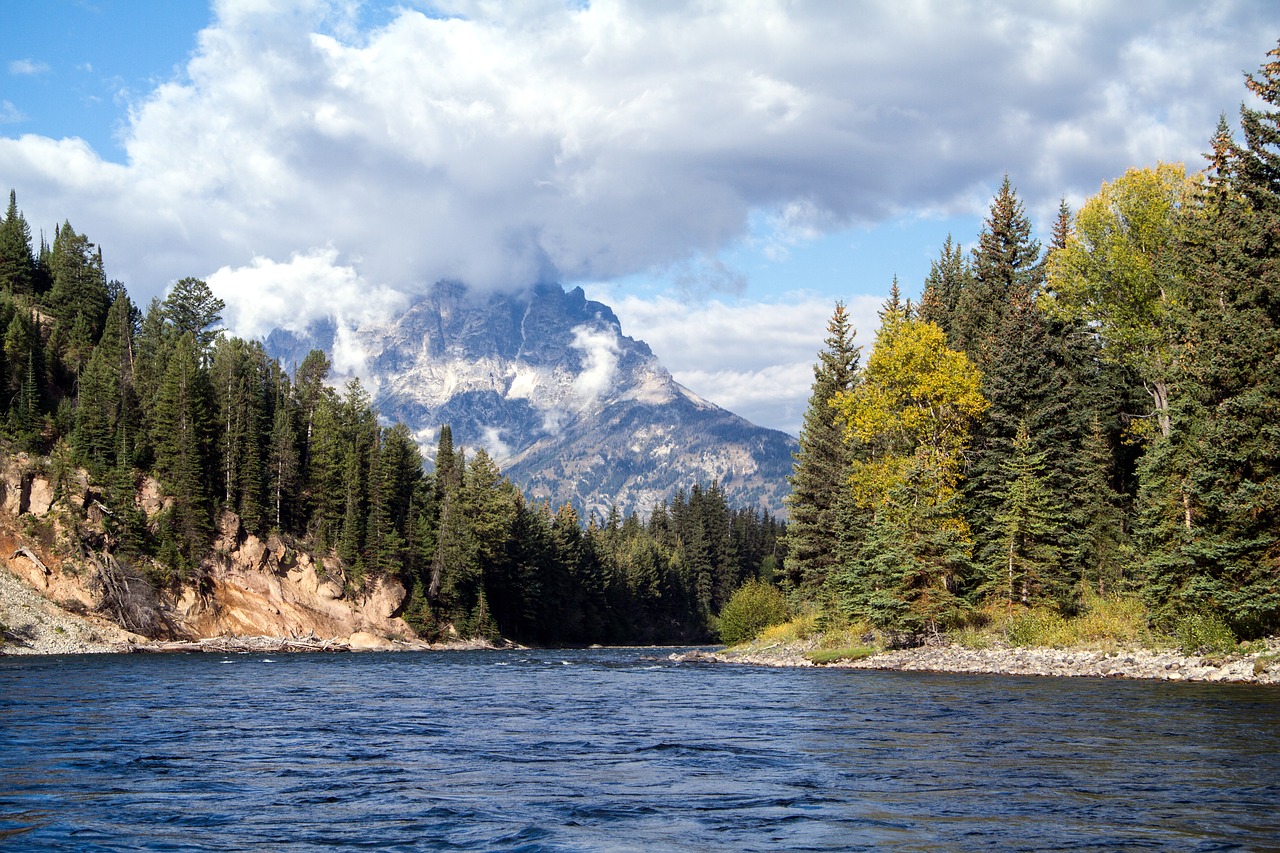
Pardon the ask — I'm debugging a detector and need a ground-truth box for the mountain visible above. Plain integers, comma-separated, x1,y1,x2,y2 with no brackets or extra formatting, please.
266,281,798,519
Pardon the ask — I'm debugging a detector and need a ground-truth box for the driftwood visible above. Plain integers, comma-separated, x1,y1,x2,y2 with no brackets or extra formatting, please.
11,546,49,574
124,635,353,654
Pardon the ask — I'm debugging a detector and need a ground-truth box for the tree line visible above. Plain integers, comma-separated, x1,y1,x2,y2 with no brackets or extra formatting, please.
784,43,1280,642
0,194,785,645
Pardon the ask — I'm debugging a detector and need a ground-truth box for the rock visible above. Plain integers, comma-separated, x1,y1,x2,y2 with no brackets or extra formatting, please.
26,477,54,517
348,631,393,650
239,535,267,571
137,476,170,519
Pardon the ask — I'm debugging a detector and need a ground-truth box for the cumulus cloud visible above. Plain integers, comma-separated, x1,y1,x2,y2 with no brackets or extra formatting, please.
605,292,883,434
0,0,1272,317
206,247,406,340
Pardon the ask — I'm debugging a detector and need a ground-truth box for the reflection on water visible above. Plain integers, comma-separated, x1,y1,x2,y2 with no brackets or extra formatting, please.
2,649,1278,851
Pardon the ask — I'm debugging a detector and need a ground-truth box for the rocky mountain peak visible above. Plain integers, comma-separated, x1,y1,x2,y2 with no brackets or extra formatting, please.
266,281,796,519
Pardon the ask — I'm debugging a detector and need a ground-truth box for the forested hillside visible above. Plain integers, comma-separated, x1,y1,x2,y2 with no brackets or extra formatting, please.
0,195,784,645
784,45,1280,644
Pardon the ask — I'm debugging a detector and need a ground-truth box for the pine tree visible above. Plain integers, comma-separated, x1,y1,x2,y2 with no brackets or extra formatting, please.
984,422,1063,607
1166,42,1280,635
163,277,224,359
917,235,972,341
267,382,300,531
784,302,862,599
45,220,110,346
954,175,1043,372
0,190,36,296
150,332,214,562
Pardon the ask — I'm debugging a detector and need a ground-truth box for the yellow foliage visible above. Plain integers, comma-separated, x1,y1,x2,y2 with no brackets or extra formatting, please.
834,317,986,508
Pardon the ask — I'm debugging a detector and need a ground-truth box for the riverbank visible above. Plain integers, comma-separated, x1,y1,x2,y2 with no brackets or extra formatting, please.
0,563,141,654
676,636,1280,684
0,564,506,656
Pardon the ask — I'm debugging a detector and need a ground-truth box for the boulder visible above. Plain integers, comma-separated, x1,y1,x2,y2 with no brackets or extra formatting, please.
348,631,393,650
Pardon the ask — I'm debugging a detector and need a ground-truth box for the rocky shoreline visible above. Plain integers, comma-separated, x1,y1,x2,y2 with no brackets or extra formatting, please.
674,638,1280,685
0,565,504,656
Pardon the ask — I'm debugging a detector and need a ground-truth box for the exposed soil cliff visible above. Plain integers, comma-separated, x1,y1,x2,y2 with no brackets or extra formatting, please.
0,455,423,654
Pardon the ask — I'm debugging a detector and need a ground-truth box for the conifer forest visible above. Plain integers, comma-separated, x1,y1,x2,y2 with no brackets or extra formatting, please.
784,45,1280,642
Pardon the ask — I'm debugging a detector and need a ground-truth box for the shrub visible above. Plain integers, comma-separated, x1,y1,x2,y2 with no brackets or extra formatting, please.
806,646,877,664
757,612,818,645
1174,612,1237,656
716,579,789,646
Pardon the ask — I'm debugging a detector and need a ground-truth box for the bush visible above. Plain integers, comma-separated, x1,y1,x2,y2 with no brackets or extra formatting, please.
806,646,877,664
716,580,789,646
1174,612,1237,656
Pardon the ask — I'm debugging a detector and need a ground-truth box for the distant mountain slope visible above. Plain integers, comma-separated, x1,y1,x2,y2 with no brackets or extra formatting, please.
266,282,797,519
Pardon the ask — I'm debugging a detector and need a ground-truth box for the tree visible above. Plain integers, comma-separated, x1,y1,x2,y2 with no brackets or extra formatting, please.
149,332,214,562
953,175,1042,371
0,190,36,296
163,277,225,358
45,221,110,346
917,235,972,341
1157,42,1280,636
984,422,1063,607
784,302,861,599
1045,163,1193,441
832,307,987,631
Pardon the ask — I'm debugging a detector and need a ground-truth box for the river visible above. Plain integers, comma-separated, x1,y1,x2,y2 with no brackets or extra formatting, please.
2,648,1277,851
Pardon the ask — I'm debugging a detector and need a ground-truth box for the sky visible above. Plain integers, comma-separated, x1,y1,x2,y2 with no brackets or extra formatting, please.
0,1,1274,436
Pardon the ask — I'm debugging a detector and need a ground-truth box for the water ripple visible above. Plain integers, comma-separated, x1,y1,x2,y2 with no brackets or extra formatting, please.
2,649,1278,851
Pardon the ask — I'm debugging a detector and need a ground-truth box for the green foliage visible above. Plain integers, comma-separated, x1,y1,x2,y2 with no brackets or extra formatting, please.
715,579,790,645
784,302,861,597
1173,612,1238,656
806,646,877,664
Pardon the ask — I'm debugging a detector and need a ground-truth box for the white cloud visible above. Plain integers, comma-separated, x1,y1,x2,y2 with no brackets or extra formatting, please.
0,0,1271,315
570,323,621,406
9,59,50,76
0,0,1273,430
206,247,406,340
605,292,882,434
0,101,23,124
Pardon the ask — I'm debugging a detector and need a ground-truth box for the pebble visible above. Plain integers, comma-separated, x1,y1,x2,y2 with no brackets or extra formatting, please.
693,638,1280,685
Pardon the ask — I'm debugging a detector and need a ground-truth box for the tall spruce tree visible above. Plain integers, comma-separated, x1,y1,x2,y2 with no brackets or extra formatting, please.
150,332,214,562
917,235,972,342
783,302,861,599
0,190,36,296
1168,43,1280,635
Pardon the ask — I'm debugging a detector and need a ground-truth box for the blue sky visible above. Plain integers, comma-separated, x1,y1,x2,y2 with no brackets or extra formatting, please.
1,1,1274,436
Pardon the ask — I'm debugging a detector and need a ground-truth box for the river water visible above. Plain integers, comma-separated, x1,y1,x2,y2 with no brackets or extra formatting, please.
1,648,1278,851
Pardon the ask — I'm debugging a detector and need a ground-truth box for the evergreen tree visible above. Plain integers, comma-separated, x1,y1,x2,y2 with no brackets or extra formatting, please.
917,235,972,341
783,302,861,599
954,175,1043,371
45,220,110,347
150,332,214,562
163,277,224,359
0,190,36,296
983,422,1064,607
267,382,300,531
1167,42,1280,635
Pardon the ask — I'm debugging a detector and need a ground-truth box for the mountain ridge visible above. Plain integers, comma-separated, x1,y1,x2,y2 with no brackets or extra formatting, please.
266,281,797,519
